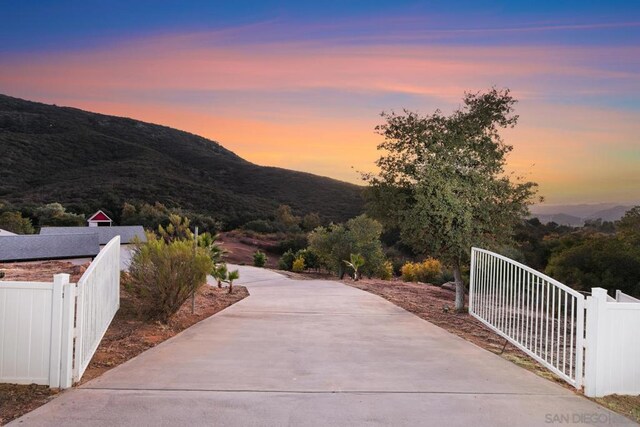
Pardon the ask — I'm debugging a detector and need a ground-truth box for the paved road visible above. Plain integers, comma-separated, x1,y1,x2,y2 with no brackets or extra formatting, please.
12,266,635,426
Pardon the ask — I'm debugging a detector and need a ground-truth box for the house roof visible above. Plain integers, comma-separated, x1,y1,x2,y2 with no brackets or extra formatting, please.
0,233,100,262
0,228,16,236
40,226,147,245
88,210,112,222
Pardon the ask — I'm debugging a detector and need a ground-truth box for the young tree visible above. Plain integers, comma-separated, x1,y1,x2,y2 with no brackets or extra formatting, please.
344,253,365,281
364,88,539,311
308,215,385,279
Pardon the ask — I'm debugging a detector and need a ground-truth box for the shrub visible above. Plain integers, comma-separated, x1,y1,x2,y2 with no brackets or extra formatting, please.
401,258,443,283
276,234,308,254
253,250,267,267
278,249,296,271
295,248,320,270
128,237,213,323
292,256,306,272
378,260,394,280
243,219,276,233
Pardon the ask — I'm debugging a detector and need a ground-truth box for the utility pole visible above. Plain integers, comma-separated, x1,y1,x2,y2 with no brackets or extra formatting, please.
192,226,198,314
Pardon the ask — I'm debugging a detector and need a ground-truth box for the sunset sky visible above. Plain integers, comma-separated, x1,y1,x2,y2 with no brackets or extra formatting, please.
1,1,639,204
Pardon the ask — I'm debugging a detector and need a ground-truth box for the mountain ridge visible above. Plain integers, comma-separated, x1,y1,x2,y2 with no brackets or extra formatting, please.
0,94,364,227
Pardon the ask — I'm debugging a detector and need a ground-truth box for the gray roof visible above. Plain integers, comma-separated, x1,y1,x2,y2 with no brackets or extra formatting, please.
40,226,147,245
0,233,100,262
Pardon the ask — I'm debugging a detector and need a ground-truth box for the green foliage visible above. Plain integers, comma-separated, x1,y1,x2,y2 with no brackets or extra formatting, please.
0,94,364,228
301,212,322,231
364,89,538,310
226,269,240,294
617,206,640,245
546,236,640,297
344,253,365,280
0,211,35,234
212,263,228,288
157,214,194,243
378,260,394,280
401,258,443,283
295,248,320,270
274,204,301,231
253,250,267,267
292,256,306,272
198,232,225,264
276,234,308,254
35,203,85,227
128,236,213,323
308,214,386,278
278,249,296,271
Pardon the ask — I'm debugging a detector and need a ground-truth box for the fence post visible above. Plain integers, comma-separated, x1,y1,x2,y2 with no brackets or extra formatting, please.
59,280,76,388
48,274,69,388
584,287,608,397
469,248,477,312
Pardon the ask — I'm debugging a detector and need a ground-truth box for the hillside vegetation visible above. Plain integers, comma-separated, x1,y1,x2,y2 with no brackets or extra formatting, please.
0,94,363,227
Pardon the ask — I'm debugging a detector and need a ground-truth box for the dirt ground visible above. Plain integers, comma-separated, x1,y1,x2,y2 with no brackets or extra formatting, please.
0,262,249,425
342,276,640,423
219,231,279,268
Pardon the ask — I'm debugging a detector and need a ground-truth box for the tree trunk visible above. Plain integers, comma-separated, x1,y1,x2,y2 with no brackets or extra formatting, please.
228,281,233,294
217,279,222,288
453,262,465,312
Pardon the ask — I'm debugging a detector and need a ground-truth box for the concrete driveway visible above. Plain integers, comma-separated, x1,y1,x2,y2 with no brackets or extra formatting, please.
11,266,635,426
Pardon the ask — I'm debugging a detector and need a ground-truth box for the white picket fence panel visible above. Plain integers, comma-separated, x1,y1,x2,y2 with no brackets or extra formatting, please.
74,236,120,382
0,237,120,388
469,247,585,388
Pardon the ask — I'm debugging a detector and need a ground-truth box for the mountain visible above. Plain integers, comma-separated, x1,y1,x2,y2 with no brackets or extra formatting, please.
0,94,364,227
530,204,636,226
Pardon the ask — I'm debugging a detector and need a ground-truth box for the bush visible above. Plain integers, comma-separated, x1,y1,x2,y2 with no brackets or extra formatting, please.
243,219,277,233
278,249,296,271
295,248,320,270
0,211,35,234
128,237,213,323
276,234,308,254
401,258,443,283
253,250,267,267
378,260,394,280
292,256,306,272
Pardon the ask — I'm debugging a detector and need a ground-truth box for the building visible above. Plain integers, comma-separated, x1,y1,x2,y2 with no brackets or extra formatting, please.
87,210,113,227
0,233,100,264
40,225,146,270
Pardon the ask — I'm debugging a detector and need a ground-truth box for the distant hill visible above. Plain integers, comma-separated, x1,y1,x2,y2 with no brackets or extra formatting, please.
530,203,636,227
0,94,364,227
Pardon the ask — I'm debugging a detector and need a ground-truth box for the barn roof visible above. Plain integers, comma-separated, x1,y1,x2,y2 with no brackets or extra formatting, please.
87,210,112,222
0,233,100,262
40,226,147,244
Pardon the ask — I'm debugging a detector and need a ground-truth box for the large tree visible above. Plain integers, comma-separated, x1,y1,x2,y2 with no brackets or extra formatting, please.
364,88,539,311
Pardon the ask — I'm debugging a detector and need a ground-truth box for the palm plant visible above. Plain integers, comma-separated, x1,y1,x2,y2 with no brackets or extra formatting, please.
344,253,365,281
212,263,228,288
226,270,240,294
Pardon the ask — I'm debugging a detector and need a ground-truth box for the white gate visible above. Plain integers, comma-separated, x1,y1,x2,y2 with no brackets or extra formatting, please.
73,236,120,382
469,247,585,388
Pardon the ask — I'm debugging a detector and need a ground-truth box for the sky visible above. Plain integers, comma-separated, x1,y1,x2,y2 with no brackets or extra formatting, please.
1,1,639,205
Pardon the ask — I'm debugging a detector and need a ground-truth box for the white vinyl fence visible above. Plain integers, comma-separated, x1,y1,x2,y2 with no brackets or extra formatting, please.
74,236,120,381
585,288,640,397
0,236,120,388
470,247,640,397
